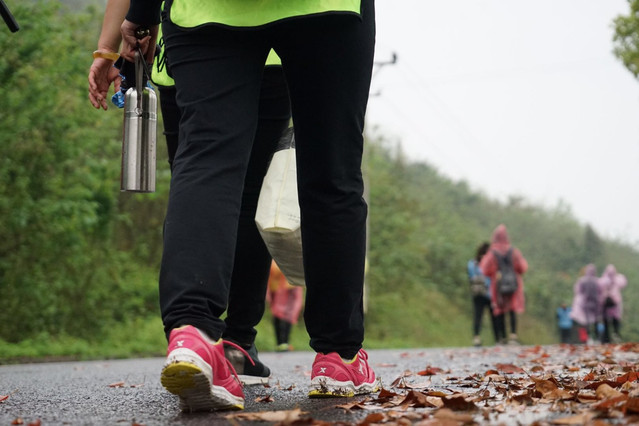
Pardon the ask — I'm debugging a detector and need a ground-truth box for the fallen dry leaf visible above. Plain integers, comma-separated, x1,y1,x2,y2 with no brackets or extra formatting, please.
550,411,596,424
624,397,639,414
510,391,535,406
433,407,475,422
226,408,307,422
596,383,624,400
441,394,477,411
335,401,370,411
399,390,440,408
108,381,126,388
532,377,574,400
0,395,8,402
254,395,273,403
495,363,525,374
617,371,639,384
417,366,444,376
593,394,628,411
359,412,387,424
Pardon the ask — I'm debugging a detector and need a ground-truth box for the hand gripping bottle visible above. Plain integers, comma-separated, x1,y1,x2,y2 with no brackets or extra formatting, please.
121,46,157,192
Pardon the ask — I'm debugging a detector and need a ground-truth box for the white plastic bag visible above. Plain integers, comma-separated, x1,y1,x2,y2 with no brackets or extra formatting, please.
255,128,305,286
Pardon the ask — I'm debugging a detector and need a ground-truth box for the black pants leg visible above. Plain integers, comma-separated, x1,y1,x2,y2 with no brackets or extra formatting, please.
612,318,621,336
602,317,611,343
157,85,179,170
160,21,271,340
488,305,499,343
273,317,292,346
272,0,376,359
224,67,291,346
494,314,505,342
472,296,489,336
157,66,290,343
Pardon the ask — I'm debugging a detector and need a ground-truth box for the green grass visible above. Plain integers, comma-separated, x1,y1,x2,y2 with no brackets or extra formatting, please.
0,317,166,363
0,288,557,364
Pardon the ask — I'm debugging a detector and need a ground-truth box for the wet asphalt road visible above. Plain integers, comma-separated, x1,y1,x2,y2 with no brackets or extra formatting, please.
0,345,625,425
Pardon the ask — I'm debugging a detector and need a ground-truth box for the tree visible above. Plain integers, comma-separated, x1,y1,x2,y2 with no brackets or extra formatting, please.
0,1,157,342
613,0,639,79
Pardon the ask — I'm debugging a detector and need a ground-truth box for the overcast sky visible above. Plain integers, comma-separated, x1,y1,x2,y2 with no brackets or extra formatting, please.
366,0,639,246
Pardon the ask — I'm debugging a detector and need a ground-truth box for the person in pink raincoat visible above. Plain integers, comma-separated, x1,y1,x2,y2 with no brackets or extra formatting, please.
569,264,601,343
267,261,304,351
480,224,528,344
599,264,627,343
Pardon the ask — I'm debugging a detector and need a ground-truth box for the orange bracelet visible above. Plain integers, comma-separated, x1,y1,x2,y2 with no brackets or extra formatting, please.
92,50,120,61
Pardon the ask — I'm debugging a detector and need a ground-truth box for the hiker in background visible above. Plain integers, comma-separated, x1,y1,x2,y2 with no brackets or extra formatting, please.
599,264,627,343
467,242,498,346
267,260,304,352
480,224,528,345
569,264,600,344
556,302,573,344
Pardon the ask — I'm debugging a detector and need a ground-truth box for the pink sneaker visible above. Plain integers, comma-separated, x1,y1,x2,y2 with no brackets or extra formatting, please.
160,325,244,412
308,349,380,397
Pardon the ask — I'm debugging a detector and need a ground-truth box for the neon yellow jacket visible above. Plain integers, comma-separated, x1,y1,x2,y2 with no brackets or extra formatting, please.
170,0,361,28
127,0,361,28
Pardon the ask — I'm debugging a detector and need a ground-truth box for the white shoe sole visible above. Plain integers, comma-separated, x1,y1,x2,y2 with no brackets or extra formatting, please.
308,376,381,398
238,374,269,386
160,348,244,411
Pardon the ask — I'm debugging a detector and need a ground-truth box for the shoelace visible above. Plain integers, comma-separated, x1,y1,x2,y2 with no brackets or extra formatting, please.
221,340,258,386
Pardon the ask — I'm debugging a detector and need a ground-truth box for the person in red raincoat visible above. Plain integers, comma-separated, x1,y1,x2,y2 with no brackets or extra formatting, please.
480,224,528,344
267,261,304,351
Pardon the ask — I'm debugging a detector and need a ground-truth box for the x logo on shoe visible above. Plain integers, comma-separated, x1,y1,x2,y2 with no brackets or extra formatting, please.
177,340,184,347
319,367,327,374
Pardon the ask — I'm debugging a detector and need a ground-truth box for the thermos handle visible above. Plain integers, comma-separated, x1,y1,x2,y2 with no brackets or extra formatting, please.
133,27,150,108
134,50,144,110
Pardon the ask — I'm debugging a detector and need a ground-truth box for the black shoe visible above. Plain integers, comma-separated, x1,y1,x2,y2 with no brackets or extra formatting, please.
224,342,271,386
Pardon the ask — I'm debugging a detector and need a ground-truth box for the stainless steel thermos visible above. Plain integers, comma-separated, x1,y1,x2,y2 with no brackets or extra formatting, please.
121,50,157,192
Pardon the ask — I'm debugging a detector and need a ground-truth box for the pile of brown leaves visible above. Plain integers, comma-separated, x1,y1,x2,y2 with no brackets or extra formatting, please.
227,343,639,425
347,343,639,425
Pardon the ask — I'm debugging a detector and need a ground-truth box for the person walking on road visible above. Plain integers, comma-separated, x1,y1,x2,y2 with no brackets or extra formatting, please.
118,0,379,412
569,264,600,344
467,242,497,347
599,264,627,343
480,224,528,345
556,302,573,344
267,261,304,352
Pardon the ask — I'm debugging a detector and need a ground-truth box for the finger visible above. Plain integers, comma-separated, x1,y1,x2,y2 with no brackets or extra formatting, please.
114,75,122,93
119,43,137,62
88,92,100,109
88,70,97,91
